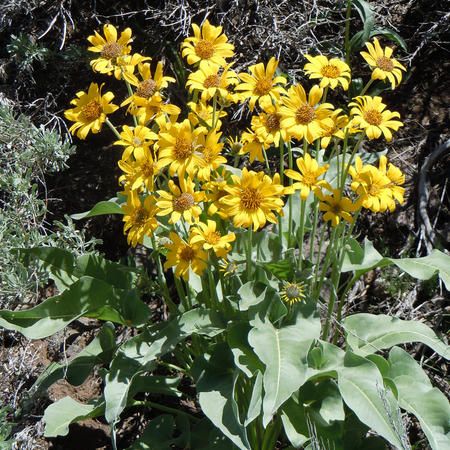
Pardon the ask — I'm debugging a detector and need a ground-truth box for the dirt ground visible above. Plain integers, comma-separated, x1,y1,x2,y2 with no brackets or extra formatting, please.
0,0,449,448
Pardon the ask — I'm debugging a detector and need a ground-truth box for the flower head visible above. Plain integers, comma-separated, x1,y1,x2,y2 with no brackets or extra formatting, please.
285,153,330,200
280,84,333,143
156,176,205,224
319,109,349,149
64,83,118,139
164,232,208,280
349,95,403,141
121,190,158,247
221,168,285,231
114,125,158,161
239,129,265,163
361,37,406,89
251,100,288,147
280,282,306,304
181,20,235,67
304,55,351,90
316,188,359,227
195,131,227,182
190,220,236,257
235,57,287,110
87,25,133,77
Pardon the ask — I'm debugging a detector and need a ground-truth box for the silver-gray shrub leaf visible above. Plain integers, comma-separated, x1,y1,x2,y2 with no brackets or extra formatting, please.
0,103,99,308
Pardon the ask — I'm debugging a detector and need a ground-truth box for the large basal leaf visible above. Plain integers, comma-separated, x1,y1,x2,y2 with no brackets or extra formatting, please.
71,198,124,220
0,276,150,339
127,415,178,450
342,239,450,290
337,352,405,449
344,313,449,360
33,322,116,392
388,347,450,450
248,312,320,427
104,308,224,424
43,396,104,437
195,344,250,450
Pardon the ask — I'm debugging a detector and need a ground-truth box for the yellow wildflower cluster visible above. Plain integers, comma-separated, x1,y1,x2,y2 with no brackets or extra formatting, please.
64,21,407,281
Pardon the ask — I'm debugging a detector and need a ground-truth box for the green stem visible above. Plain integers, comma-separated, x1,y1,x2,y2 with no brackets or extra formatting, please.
311,222,327,296
207,258,219,308
262,147,271,174
124,79,138,127
151,235,177,315
360,78,374,96
287,142,294,248
297,198,306,271
344,0,353,65
314,225,338,302
105,118,121,140
246,226,253,279
261,416,282,450
132,400,199,422
340,134,363,190
174,276,189,311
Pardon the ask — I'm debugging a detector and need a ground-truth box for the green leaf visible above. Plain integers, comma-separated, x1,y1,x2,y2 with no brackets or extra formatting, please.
190,419,234,449
245,371,263,426
0,276,150,339
262,259,294,281
281,398,309,448
344,313,449,360
33,322,116,392
43,396,104,437
129,375,181,399
14,247,77,291
370,28,408,52
249,314,320,426
104,308,223,424
388,347,450,450
351,0,375,51
128,415,176,450
342,240,450,290
71,199,124,220
338,352,406,448
195,344,250,450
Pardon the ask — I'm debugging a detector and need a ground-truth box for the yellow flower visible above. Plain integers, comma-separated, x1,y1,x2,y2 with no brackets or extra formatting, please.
121,190,158,247
87,25,133,77
196,131,227,182
221,168,285,231
378,155,405,205
186,62,239,102
360,37,406,89
134,96,181,126
181,20,235,67
157,119,203,177
235,57,287,110
285,153,330,200
115,53,151,82
251,100,288,147
304,55,351,90
190,220,236,257
349,95,403,141
118,146,162,192
188,101,227,133
316,188,358,227
319,109,349,149
64,83,118,140
280,282,306,304
122,61,176,110
156,176,205,224
114,125,158,161
239,129,265,163
218,259,238,277
164,232,208,280
203,174,231,219
280,84,333,143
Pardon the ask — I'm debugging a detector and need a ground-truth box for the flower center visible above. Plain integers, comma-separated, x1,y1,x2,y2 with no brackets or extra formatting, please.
195,39,215,59
142,162,155,178
285,283,303,299
205,231,221,245
180,245,195,262
136,79,157,99
173,137,193,160
302,172,318,186
321,64,340,78
368,183,381,195
240,187,263,211
80,100,102,121
133,137,143,146
363,109,382,126
173,192,195,212
201,147,215,164
265,113,281,133
254,77,273,96
295,104,315,125
133,207,148,227
203,74,221,88
101,42,123,59
330,203,342,215
376,56,394,72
